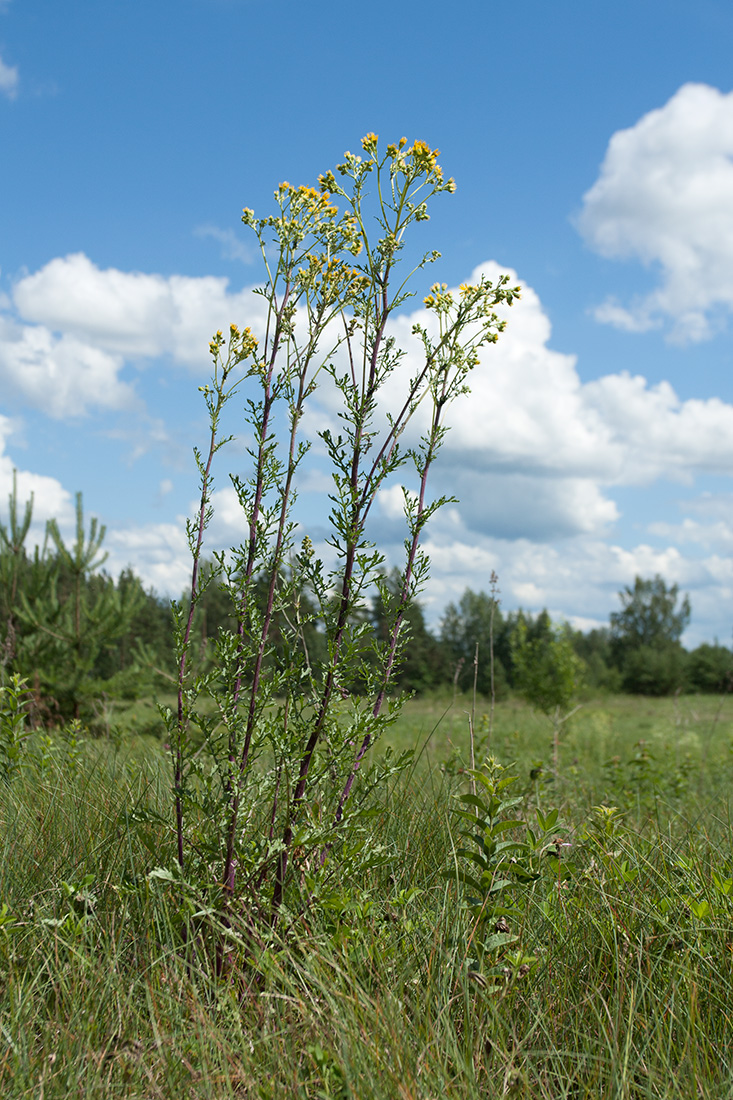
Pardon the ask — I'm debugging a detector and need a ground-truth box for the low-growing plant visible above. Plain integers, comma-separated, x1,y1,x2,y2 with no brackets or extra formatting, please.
449,756,570,985
164,135,520,963
0,674,31,782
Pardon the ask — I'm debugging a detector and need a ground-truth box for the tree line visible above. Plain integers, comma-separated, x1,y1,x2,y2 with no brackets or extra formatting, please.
1,479,731,727
440,577,731,699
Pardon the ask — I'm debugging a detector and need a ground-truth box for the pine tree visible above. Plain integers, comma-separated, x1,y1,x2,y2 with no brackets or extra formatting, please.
15,494,145,721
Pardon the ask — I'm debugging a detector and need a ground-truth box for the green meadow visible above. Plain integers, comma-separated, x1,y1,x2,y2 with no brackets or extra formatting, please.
3,692,733,1099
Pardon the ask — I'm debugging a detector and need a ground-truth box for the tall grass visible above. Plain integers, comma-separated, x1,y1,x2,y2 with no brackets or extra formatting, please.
2,697,733,1097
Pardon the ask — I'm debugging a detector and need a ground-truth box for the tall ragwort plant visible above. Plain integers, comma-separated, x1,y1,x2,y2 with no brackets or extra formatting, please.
169,135,519,936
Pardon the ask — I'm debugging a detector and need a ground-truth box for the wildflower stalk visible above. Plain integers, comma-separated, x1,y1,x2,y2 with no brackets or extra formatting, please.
222,296,334,900
172,134,520,946
172,327,256,871
334,354,459,826
488,570,500,750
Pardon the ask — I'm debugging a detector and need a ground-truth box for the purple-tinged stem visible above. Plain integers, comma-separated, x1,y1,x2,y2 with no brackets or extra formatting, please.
333,393,447,827
222,332,313,899
175,371,232,871
271,279,395,917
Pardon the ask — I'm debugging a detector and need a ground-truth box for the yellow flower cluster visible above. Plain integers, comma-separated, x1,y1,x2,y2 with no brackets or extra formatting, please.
376,136,455,193
385,137,408,157
208,329,225,356
209,325,258,360
296,184,319,202
298,254,369,301
237,325,259,359
361,132,378,152
242,179,345,244
422,283,454,311
409,139,440,169
318,171,337,194
275,181,337,211
407,141,455,191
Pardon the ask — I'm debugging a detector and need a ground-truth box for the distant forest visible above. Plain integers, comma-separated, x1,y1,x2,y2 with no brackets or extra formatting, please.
2,488,731,728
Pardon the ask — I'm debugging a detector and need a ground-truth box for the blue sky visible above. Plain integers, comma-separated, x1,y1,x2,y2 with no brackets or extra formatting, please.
3,0,733,645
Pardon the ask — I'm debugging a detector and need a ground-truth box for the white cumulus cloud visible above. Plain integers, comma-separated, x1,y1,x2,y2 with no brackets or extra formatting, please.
578,83,733,342
418,524,728,648
11,252,267,368
105,522,191,596
360,262,733,545
5,247,733,641
0,252,272,418
0,313,136,418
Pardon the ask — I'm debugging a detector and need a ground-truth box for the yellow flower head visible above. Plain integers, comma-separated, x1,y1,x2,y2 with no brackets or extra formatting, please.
406,140,441,177
361,132,379,152
297,184,319,201
239,326,259,358
318,171,337,193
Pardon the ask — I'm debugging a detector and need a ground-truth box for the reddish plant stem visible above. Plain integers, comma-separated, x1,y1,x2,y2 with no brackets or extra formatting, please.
333,392,447,827
271,281,393,917
218,290,289,844
222,332,314,899
175,375,231,871
230,291,290,713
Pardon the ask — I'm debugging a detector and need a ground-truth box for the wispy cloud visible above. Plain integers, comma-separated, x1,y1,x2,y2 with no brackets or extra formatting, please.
194,224,256,264
0,53,18,99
